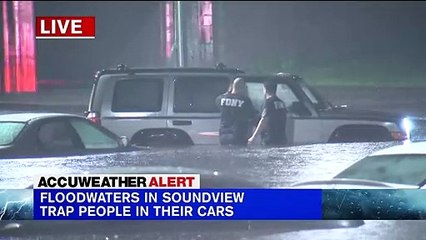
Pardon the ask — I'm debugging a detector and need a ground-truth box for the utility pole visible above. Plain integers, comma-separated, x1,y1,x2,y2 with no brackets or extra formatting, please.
169,1,215,68
176,1,184,67
213,1,224,65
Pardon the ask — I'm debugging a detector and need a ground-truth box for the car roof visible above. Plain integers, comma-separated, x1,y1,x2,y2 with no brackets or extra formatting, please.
93,65,304,84
95,65,244,80
242,73,302,80
0,113,83,123
369,142,426,156
290,179,418,189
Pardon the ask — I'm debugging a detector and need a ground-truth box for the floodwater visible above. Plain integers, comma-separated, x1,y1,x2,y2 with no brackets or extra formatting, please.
0,143,396,189
2,142,426,240
0,142,398,189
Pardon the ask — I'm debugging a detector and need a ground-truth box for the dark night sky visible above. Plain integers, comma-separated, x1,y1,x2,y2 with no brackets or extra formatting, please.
35,1,161,81
35,1,426,84
220,2,426,81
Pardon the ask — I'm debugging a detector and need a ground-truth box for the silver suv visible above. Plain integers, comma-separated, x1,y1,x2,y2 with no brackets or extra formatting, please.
85,65,241,146
86,64,424,146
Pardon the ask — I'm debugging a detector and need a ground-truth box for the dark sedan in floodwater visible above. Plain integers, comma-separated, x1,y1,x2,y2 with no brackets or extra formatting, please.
0,113,132,159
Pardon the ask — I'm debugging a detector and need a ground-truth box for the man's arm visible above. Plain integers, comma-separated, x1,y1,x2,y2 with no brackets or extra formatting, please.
248,116,267,144
248,100,270,144
248,98,273,143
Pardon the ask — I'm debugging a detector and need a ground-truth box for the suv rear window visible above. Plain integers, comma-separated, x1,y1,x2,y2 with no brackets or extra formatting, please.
174,76,230,113
112,78,163,112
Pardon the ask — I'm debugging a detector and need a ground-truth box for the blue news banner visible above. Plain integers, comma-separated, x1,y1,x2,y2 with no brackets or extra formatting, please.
33,189,322,220
1,189,426,220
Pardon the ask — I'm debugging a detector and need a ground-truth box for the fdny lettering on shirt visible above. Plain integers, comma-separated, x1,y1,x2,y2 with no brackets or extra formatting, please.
273,101,286,109
220,98,245,107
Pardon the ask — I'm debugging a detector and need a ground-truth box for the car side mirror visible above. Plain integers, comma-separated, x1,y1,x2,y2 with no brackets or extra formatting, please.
120,136,129,147
334,104,348,109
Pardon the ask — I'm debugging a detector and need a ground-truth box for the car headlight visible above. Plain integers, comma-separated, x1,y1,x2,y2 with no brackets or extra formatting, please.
401,117,414,139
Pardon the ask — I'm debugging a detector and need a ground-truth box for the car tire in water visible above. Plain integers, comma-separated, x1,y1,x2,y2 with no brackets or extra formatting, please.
130,129,193,147
328,125,392,143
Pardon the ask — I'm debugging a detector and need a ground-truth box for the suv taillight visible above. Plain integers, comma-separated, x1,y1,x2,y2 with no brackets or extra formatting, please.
87,112,101,125
391,131,408,141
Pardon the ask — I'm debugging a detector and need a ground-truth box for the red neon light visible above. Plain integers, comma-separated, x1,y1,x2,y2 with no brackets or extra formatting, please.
165,1,174,59
2,1,36,93
13,1,20,92
199,1,213,44
2,1,11,93
15,1,37,92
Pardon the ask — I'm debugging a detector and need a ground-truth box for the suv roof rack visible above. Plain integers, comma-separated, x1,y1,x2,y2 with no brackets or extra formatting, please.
94,64,244,80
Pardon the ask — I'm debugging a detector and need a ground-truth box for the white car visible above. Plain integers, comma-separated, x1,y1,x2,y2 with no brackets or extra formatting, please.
292,141,426,189
291,142,426,220
85,64,426,146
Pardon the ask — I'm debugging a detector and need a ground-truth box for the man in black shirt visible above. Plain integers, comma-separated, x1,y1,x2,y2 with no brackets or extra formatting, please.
216,77,257,146
248,81,287,146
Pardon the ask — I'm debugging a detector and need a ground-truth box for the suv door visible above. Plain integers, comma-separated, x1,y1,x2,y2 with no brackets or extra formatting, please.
101,76,169,140
168,74,231,144
245,80,321,145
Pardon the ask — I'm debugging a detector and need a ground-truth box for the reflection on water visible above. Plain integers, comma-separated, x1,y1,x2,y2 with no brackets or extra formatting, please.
258,220,426,240
0,142,397,189
4,220,426,240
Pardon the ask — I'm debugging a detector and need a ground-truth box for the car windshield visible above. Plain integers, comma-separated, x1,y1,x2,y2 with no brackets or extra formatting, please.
298,79,332,111
335,154,426,186
0,122,26,146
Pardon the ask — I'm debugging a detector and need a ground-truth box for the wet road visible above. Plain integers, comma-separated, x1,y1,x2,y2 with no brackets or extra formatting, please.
3,142,426,240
